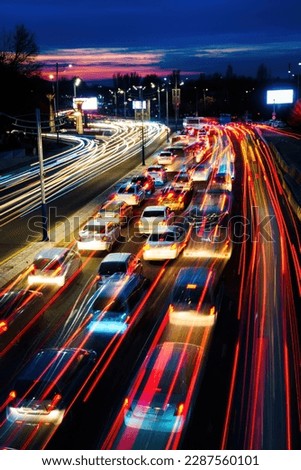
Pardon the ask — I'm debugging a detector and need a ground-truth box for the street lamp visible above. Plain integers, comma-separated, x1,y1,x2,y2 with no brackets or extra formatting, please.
73,77,81,99
133,85,146,166
109,89,118,117
164,78,170,127
203,88,208,115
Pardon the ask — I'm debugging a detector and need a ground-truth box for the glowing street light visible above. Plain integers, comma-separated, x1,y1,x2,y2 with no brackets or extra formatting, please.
73,77,81,98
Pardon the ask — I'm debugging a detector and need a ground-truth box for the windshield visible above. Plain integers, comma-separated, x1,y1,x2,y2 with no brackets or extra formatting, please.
34,258,62,271
14,379,61,400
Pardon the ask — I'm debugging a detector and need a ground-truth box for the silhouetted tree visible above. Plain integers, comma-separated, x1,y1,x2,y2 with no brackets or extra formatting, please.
0,24,41,76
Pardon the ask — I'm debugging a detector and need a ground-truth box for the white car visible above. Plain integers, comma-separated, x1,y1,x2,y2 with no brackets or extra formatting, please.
190,163,212,182
77,219,121,252
146,165,168,186
97,200,133,226
124,342,200,433
143,223,191,260
114,183,145,206
171,171,193,191
136,205,175,235
157,150,176,165
28,247,82,287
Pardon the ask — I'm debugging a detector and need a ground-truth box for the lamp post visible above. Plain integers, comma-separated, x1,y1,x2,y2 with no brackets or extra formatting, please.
73,77,81,99
139,86,146,166
109,89,118,117
164,78,170,127
203,88,208,115
36,108,49,241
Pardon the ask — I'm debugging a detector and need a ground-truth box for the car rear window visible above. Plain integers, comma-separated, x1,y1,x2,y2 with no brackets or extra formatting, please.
85,223,106,233
92,295,126,314
118,186,136,194
34,258,62,271
99,262,127,275
149,232,175,242
143,210,165,217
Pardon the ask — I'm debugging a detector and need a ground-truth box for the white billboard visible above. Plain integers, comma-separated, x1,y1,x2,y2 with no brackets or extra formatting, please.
73,97,98,110
132,100,146,110
266,89,294,104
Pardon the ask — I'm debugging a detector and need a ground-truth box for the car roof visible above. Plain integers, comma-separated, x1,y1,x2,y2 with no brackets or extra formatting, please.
85,218,108,225
94,273,143,297
34,247,70,260
17,348,93,381
175,267,212,285
99,200,126,209
100,252,132,263
143,205,168,211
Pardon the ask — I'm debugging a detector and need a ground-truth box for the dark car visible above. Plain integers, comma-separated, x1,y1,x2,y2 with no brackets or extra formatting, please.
0,289,43,334
7,348,97,426
131,174,155,194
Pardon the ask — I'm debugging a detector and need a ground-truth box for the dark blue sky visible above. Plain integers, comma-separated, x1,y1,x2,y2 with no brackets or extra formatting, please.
1,0,301,81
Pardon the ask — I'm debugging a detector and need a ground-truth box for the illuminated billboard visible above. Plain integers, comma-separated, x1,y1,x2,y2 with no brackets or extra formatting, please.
73,97,98,110
266,89,294,104
132,100,146,110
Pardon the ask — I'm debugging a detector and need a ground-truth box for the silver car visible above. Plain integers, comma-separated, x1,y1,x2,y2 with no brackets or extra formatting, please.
124,342,200,433
28,247,82,287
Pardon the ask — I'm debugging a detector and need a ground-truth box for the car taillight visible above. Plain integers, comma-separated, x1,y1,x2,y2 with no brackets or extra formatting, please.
8,390,16,401
174,402,184,416
145,183,149,189
170,244,177,250
143,244,150,251
124,397,132,408
169,304,174,313
159,219,167,225
0,321,8,332
135,195,139,201
47,394,62,412
209,306,216,316
30,265,36,274
102,236,110,241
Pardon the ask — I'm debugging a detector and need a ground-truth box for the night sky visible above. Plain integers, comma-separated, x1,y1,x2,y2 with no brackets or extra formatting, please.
1,0,301,82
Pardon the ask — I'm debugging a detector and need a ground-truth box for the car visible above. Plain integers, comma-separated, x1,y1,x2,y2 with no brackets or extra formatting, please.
114,183,145,206
157,186,192,212
183,189,231,228
0,289,43,334
27,247,82,287
157,150,176,165
209,171,232,192
124,342,200,433
97,200,133,226
130,174,155,195
136,205,175,235
77,219,121,252
171,171,193,191
142,222,191,260
6,347,97,426
146,165,168,186
168,267,217,326
189,162,212,182
183,222,232,259
82,273,147,335
96,252,143,286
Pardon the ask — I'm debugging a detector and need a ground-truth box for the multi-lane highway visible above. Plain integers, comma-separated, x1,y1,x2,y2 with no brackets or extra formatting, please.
0,120,300,450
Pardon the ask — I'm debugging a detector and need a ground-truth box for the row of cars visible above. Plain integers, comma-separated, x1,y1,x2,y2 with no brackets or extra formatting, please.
1,133,233,433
